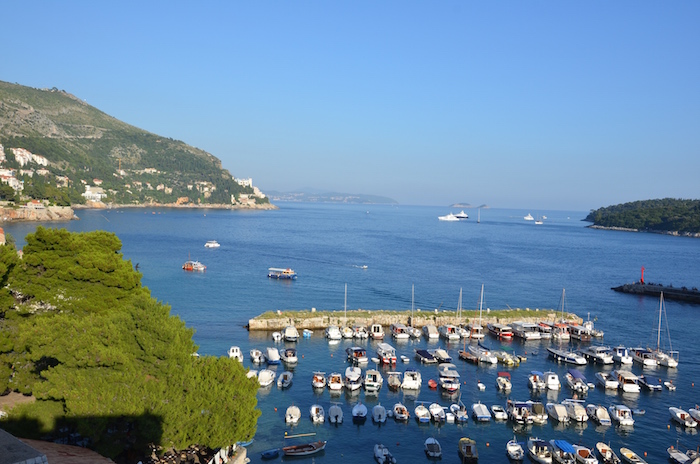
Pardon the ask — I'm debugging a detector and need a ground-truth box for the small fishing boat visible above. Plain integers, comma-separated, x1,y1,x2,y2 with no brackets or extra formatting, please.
547,347,587,365
346,346,368,365
425,436,442,459
309,404,325,424
302,328,313,338
549,439,576,464
280,347,298,364
544,371,561,390
265,346,280,365
271,331,282,342
374,444,397,464
364,369,383,393
250,348,264,364
491,404,508,420
352,324,369,339
260,448,279,460
182,259,206,272
472,402,491,422
400,354,410,363
546,403,569,423
370,323,385,340
608,404,634,426
415,349,438,364
282,440,327,457
227,346,243,362
667,444,696,464
594,371,619,390
429,402,446,423
285,405,301,424
450,400,470,423
268,267,297,280
344,366,363,391
282,325,299,342
401,369,422,390
459,437,479,463
277,371,293,389
415,403,431,423
573,444,598,464
565,369,589,394
311,371,326,389
529,371,546,390
638,374,663,391
327,372,344,391
612,345,633,364
496,371,512,391
372,403,387,423
507,400,534,425
257,369,276,387
393,402,409,421
586,404,612,426
619,447,648,464
387,371,402,391
341,326,354,339
325,325,342,340
595,443,621,464
528,437,553,464
506,437,525,461
328,403,343,424
352,401,368,423
477,381,486,391
670,407,698,428
562,399,587,422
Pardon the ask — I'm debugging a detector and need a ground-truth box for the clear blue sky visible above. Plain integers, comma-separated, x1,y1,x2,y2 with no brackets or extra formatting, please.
2,2,699,210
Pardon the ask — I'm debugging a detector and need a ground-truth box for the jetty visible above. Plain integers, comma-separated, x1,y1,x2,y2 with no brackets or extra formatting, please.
612,282,700,304
247,308,581,331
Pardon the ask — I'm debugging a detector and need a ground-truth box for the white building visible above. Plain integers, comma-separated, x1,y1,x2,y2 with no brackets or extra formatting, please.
82,185,106,201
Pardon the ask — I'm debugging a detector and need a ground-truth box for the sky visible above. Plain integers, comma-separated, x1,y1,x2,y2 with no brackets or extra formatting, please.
2,2,699,210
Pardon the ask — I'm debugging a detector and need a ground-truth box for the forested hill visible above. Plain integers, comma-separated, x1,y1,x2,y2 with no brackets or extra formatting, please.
585,198,700,235
0,80,268,206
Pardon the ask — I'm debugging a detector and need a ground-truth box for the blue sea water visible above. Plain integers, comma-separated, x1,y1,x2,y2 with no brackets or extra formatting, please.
4,203,700,463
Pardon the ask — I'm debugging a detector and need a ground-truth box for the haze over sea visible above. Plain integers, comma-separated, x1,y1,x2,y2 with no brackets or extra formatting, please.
5,203,700,463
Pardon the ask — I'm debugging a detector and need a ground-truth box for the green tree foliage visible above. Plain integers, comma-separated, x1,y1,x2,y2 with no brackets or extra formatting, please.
0,228,259,458
585,198,700,234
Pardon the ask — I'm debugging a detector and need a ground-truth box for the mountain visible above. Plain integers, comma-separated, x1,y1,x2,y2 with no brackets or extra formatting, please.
0,81,270,207
266,189,398,204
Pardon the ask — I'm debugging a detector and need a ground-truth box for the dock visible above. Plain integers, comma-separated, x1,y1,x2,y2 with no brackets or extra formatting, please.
612,282,700,304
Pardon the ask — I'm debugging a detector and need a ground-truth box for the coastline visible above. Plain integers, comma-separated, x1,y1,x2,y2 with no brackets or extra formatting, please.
587,224,700,238
73,201,278,211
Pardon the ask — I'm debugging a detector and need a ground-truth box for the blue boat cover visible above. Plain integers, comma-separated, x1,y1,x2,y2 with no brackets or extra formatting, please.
568,368,586,380
553,440,576,454
416,349,435,359
531,370,544,376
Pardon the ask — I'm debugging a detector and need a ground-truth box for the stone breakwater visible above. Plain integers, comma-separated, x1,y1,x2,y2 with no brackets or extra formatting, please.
588,224,700,238
247,308,582,331
0,206,76,222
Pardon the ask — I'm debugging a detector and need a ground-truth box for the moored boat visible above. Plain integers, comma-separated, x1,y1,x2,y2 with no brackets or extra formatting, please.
309,404,325,424
415,349,438,364
670,407,698,428
594,371,619,390
204,240,220,248
393,402,409,421
459,437,479,463
488,322,514,339
572,443,598,464
265,346,280,365
565,368,589,394
344,366,362,391
496,371,512,391
328,402,343,424
285,405,301,424
491,404,508,420
612,345,633,364
364,369,383,393
227,346,243,362
401,369,422,390
415,403,431,423
611,370,640,393
425,437,442,459
547,347,587,365
327,372,344,391
507,437,526,461
562,399,587,422
528,437,553,464
282,440,326,457
429,402,446,423
595,442,621,464
277,371,293,389
386,371,402,391
351,401,368,423
346,346,369,366
372,403,387,423
630,347,657,367
586,404,612,426
182,259,206,272
390,323,410,340
546,402,569,423
370,323,385,339
422,324,439,339
374,443,397,464
619,447,647,464
472,401,491,422
512,321,542,340
581,345,614,364
280,347,297,364
544,371,561,390
549,439,576,464
507,400,534,425
311,371,326,389
608,404,634,426
258,369,276,387
377,343,397,365
529,371,546,390
438,324,461,341
250,348,264,364
282,325,299,342
638,374,663,391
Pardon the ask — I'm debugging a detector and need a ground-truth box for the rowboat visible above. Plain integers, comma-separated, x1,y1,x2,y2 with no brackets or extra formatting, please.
282,440,327,457
595,442,621,464
619,447,648,464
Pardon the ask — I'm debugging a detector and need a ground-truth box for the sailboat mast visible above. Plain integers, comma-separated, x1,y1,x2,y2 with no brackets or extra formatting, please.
479,284,484,326
411,284,415,327
657,292,663,350
344,283,347,326
458,287,462,321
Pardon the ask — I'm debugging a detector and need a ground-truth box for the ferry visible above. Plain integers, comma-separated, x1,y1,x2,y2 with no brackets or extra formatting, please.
268,267,297,280
487,323,513,339
390,323,410,340
182,260,206,272
376,343,397,365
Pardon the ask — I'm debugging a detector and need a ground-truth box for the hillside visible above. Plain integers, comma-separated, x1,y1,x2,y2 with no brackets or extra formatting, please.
0,81,270,208
585,198,700,235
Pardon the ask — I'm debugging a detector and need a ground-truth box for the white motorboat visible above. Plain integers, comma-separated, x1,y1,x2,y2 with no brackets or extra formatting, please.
392,402,409,421
572,444,598,464
630,348,657,367
495,350,520,366
271,331,282,342
547,347,587,365
352,324,369,339
204,240,220,248
351,401,368,423
529,370,546,390
346,346,369,366
386,371,402,390
437,363,460,393
608,404,634,426
363,369,383,393
496,371,512,391
438,324,461,341
454,210,469,219
430,348,452,363
544,371,561,390
227,346,243,362
612,345,633,364
594,371,619,390
280,347,298,364
586,404,612,426
328,403,343,424
468,343,498,364
422,324,439,339
341,326,354,339
327,372,344,391
265,346,280,365
414,403,431,423
309,404,325,424
595,442,621,464
619,448,648,464
507,437,526,461
401,369,422,390
507,400,534,425
546,403,569,423
285,405,301,424
565,369,589,394
524,213,534,221
438,213,459,221
527,401,548,425
428,402,446,423
390,323,410,340
488,322,514,339
374,444,397,464
249,348,264,364
408,326,422,339
528,437,553,464
689,407,700,423
562,399,587,422
344,366,363,391
490,404,508,420
257,369,276,387
311,371,326,389
372,403,387,423
325,325,342,340
377,343,397,365
370,323,385,339
581,345,614,364
670,407,698,428
450,400,470,423
424,437,442,459
549,439,576,464
302,328,312,339
472,401,491,422
611,370,640,393
282,325,299,342
277,371,293,389
511,321,542,340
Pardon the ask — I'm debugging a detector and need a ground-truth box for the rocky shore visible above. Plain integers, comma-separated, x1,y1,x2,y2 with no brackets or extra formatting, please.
74,201,278,210
0,205,76,222
587,224,700,238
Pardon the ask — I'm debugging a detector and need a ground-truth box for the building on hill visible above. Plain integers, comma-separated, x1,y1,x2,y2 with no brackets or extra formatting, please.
82,185,106,202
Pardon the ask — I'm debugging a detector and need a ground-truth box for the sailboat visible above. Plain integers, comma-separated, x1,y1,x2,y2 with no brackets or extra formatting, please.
466,286,484,339
652,292,679,367
551,289,571,341
408,284,421,338
341,284,353,338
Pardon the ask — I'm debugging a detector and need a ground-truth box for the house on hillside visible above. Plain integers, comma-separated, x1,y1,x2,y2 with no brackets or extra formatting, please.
82,185,106,202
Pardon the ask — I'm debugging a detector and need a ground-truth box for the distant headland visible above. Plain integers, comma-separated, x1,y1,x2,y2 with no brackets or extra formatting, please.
585,198,700,237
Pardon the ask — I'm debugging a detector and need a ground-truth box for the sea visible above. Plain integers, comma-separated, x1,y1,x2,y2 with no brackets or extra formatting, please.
4,203,700,463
